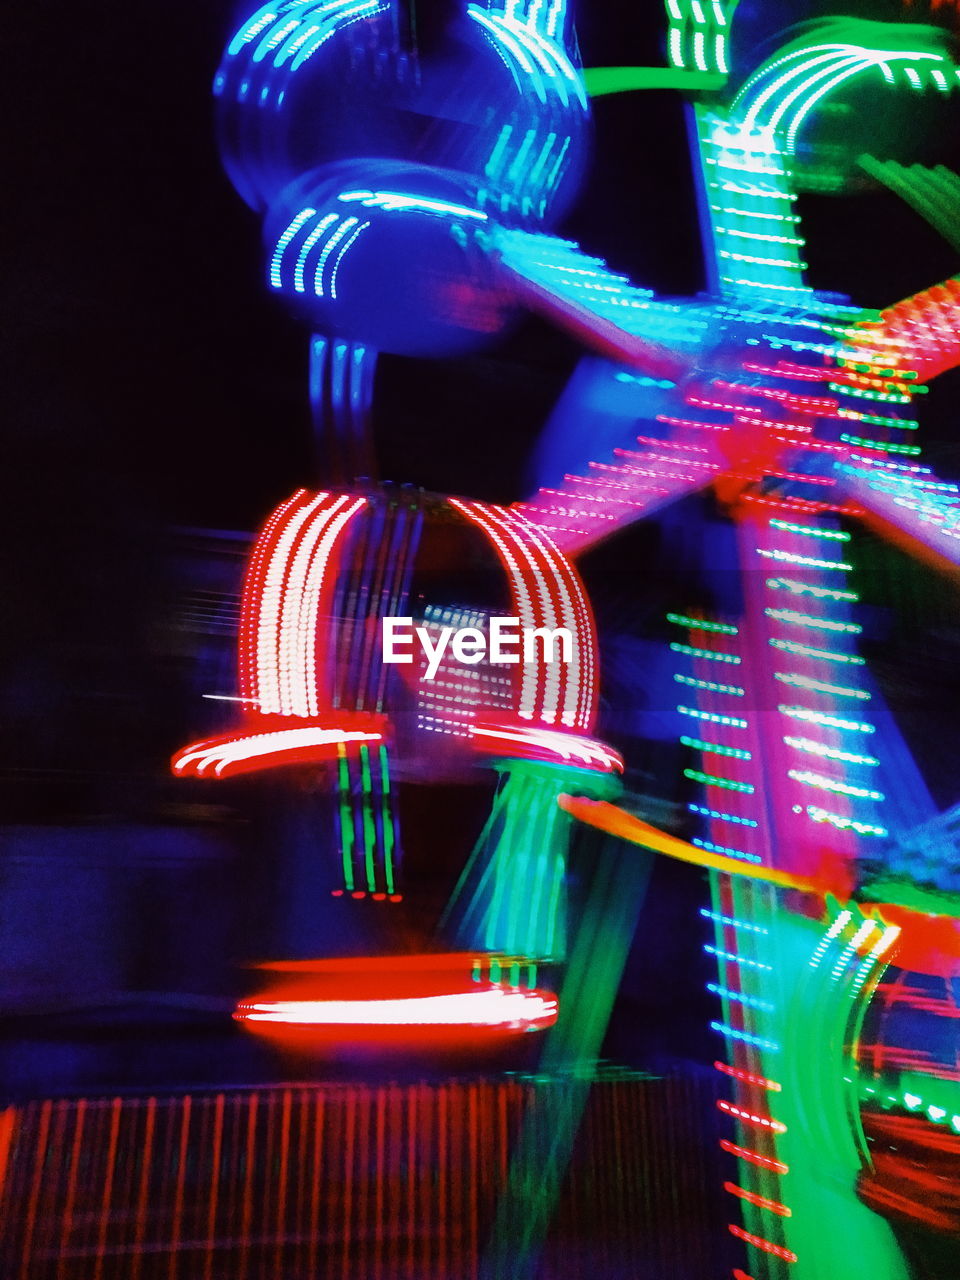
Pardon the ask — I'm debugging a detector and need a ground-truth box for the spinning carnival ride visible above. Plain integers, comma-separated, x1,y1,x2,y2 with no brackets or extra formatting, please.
173,1,960,1277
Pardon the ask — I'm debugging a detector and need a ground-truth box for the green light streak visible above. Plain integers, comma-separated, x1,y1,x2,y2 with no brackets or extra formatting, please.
675,673,745,695
681,735,751,759
447,762,618,961
857,156,960,256
482,825,654,1280
770,638,865,666
336,746,355,892
684,767,754,793
766,578,857,602
359,744,377,893
839,434,922,456
667,612,738,634
583,65,726,96
710,878,909,1280
670,642,741,663
770,519,850,541
860,876,960,918
379,744,396,896
679,705,748,728
733,28,956,156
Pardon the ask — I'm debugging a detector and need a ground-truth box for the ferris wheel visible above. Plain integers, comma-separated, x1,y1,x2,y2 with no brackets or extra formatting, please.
172,3,960,1277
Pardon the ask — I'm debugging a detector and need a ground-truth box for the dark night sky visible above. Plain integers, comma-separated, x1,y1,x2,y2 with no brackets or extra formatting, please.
6,4,959,520
3,2,960,795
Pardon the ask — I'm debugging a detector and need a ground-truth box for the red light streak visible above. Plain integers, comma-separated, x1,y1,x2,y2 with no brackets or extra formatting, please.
451,498,599,731
714,1061,781,1091
718,1101,788,1134
235,988,558,1031
719,1139,789,1173
741,361,831,382
740,492,858,516
635,434,712,453
172,714,387,778
724,1182,792,1217
728,1225,797,1262
656,414,732,431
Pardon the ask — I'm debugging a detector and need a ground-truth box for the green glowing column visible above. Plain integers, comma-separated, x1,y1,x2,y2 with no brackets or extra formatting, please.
445,760,620,961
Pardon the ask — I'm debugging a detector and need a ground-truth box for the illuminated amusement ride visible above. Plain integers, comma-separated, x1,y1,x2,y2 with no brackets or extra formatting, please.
169,1,960,1277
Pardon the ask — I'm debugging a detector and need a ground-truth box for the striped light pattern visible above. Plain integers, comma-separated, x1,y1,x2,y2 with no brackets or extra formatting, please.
220,0,387,85
448,498,599,731
0,1075,725,1280
665,0,740,76
731,31,959,154
238,490,366,717
174,492,372,779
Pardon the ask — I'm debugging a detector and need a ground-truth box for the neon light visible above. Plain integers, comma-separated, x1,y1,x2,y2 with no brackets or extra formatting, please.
314,217,359,297
359,743,377,893
827,915,874,980
379,745,396,897
769,519,849,541
717,1100,786,1130
236,988,558,1029
707,984,774,1012
694,838,761,863
787,770,884,801
701,909,767,935
778,705,874,732
773,581,870,604
671,643,741,663
711,1022,779,1051
684,769,754,793
689,804,757,827
806,806,886,837
270,208,316,288
705,948,771,972
758,549,853,571
840,434,921,456
337,190,487,221
770,639,865,666
728,1225,797,1263
783,738,878,766
582,66,726,95
172,725,384,778
329,219,370,299
681,736,751,759
337,745,355,892
714,1062,781,1091
675,675,745,696
679,707,748,728
471,724,623,773
725,1182,792,1217
720,1140,788,1173
451,499,599,731
809,909,853,968
292,213,338,291
667,613,738,634
774,674,871,700
560,797,816,888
